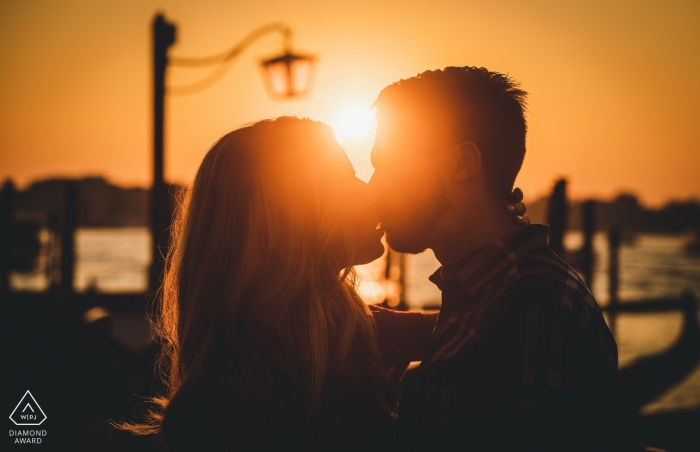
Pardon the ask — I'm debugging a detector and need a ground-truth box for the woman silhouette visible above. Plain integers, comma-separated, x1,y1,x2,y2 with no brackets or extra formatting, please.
119,117,526,451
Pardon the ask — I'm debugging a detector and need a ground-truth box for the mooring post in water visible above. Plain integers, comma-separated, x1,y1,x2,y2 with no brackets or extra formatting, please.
608,228,622,335
381,247,392,309
679,291,699,343
0,179,16,293
396,252,408,311
384,247,392,281
60,182,78,297
382,249,409,311
47,212,60,289
580,200,596,287
547,179,568,257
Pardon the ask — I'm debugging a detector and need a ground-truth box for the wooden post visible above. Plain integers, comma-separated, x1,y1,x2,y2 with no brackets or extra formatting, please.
396,252,408,311
0,179,16,293
580,200,596,287
382,249,408,310
47,212,61,290
60,182,78,297
384,247,392,281
382,249,394,309
608,228,622,335
547,179,568,257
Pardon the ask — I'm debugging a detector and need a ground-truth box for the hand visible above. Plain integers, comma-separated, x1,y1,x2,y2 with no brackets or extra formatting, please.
504,187,530,226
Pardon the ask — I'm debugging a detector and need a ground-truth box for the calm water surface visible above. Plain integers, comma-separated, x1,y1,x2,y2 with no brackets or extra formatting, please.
11,228,700,414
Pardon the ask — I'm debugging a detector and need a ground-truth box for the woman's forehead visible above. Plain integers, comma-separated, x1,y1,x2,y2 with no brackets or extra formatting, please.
310,138,355,173
263,136,355,180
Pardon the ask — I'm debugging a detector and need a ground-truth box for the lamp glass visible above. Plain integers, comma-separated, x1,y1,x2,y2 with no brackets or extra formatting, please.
290,58,312,95
261,53,315,98
264,60,290,97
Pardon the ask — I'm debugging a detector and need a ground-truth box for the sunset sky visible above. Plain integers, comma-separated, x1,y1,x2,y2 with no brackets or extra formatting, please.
1,0,698,206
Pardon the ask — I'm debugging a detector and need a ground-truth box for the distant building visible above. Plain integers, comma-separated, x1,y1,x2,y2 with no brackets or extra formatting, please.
16,177,151,227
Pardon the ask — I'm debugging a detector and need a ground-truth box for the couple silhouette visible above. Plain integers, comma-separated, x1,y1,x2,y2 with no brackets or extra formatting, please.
121,66,618,451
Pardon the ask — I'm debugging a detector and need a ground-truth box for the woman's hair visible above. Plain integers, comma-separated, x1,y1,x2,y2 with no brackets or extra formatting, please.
118,117,389,435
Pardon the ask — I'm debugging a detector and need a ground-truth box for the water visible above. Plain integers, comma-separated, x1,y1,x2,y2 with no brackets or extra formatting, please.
11,227,151,293
363,232,700,309
11,228,700,414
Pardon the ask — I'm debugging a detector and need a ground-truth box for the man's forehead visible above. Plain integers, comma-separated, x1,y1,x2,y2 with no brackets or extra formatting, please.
374,114,425,147
372,114,451,163
371,122,405,166
372,121,401,152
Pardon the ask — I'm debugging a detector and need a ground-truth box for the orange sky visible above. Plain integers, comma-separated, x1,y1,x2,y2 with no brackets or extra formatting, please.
1,0,698,206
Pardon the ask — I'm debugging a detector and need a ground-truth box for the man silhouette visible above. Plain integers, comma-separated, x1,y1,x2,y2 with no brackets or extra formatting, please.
369,67,618,451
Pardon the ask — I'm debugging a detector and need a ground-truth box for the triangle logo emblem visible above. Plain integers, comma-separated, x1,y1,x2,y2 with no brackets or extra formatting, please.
9,391,47,426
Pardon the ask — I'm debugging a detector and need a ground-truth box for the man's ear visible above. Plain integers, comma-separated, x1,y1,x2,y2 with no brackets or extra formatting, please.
453,141,482,182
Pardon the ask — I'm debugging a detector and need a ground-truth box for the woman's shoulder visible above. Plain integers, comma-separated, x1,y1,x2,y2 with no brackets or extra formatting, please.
162,347,305,452
222,346,301,404
311,374,399,451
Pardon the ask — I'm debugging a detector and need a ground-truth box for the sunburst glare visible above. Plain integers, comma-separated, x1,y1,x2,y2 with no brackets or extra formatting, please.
334,106,375,139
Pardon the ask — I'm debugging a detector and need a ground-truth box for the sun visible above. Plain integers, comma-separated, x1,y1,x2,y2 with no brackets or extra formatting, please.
335,106,375,139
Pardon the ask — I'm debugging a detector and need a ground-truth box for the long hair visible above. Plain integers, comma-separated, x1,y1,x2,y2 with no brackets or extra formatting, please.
118,117,389,435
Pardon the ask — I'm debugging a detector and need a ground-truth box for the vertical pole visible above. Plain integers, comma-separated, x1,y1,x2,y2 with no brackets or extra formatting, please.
60,182,78,297
384,248,392,280
150,14,177,290
382,249,408,310
396,252,408,311
547,179,568,257
382,248,392,308
0,179,16,294
48,212,61,290
608,228,621,336
679,291,698,342
581,200,596,287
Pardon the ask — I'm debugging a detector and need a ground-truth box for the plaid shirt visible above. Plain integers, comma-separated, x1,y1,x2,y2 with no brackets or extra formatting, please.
398,224,618,450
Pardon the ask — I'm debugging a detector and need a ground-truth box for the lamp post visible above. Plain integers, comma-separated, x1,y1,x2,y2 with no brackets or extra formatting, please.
149,14,316,289
150,16,175,291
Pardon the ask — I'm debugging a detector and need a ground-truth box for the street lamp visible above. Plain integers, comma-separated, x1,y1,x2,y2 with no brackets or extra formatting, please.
262,51,316,98
150,14,316,288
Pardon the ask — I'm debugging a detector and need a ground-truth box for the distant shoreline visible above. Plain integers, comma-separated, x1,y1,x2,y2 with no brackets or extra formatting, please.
5,176,698,232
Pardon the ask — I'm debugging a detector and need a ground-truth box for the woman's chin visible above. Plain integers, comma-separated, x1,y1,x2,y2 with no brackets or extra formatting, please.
353,242,385,266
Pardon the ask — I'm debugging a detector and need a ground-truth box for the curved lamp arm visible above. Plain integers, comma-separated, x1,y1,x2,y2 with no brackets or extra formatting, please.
167,22,295,95
169,22,292,67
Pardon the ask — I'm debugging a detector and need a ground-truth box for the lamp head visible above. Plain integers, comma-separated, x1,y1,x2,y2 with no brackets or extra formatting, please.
261,51,316,98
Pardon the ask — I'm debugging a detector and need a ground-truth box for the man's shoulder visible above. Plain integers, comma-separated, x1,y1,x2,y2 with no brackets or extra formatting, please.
495,247,610,333
497,248,616,360
514,246,580,281
509,247,592,302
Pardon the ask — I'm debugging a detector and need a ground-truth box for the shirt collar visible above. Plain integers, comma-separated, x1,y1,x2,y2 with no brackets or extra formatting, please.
429,224,550,295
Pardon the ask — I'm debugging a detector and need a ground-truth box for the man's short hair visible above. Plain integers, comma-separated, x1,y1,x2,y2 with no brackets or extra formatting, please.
373,66,528,198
